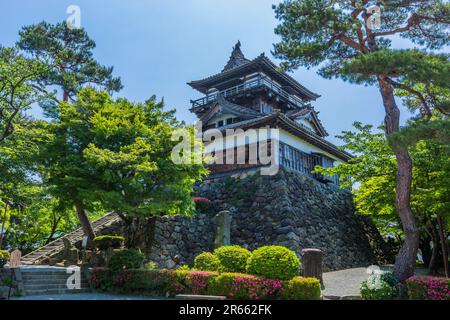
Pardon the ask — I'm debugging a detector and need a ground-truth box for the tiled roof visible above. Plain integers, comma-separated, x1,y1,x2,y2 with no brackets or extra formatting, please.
188,47,320,100
210,112,351,161
199,95,262,124
222,41,250,72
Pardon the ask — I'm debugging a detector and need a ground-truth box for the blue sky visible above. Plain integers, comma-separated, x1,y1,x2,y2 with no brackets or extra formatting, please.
1,0,417,144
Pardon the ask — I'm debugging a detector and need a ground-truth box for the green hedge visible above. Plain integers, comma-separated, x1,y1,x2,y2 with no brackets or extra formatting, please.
246,246,301,280
91,268,321,300
108,249,145,271
406,276,450,300
213,246,252,273
194,252,221,272
93,235,124,250
0,250,9,268
282,277,321,300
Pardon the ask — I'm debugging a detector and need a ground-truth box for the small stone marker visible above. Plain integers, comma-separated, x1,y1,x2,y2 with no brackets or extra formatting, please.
214,210,231,248
9,249,21,268
301,248,323,282
81,236,88,249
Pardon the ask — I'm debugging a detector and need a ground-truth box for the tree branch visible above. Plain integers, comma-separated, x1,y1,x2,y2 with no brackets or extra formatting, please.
385,78,433,119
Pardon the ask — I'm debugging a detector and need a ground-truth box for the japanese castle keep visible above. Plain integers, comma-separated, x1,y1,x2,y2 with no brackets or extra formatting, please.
145,43,392,270
25,43,393,271
188,41,352,184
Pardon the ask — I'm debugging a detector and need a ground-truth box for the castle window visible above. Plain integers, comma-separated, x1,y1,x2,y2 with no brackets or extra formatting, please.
217,120,224,127
226,118,233,125
260,103,273,114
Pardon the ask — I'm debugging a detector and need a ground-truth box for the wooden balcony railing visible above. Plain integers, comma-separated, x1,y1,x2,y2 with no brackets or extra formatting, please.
191,76,307,110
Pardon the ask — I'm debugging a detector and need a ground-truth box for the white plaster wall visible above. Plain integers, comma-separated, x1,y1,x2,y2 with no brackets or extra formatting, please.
279,130,344,165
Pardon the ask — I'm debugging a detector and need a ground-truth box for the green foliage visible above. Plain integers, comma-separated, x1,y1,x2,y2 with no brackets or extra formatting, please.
193,252,221,272
177,265,191,271
168,269,219,295
107,249,145,272
145,261,158,270
281,277,321,300
39,88,207,221
0,250,10,268
208,272,283,299
92,268,320,300
315,118,450,240
93,235,124,250
17,21,122,103
213,246,252,273
0,46,50,142
360,272,400,300
246,246,301,280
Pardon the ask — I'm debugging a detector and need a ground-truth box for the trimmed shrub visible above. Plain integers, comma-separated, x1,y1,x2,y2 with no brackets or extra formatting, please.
406,276,450,300
168,269,218,295
108,249,145,271
91,268,169,294
246,246,301,280
282,277,321,300
146,261,158,270
91,268,321,300
208,272,283,300
360,272,399,300
194,252,221,271
214,246,252,273
0,250,10,268
177,265,191,271
93,235,124,250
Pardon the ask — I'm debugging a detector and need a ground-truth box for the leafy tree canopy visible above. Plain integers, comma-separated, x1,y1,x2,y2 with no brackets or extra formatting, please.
17,21,122,103
40,88,207,220
0,46,50,143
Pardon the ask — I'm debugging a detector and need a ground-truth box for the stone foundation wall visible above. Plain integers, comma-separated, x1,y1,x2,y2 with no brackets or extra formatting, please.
103,168,392,271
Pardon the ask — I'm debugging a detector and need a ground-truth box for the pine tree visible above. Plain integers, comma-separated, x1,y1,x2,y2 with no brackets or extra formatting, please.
273,0,450,280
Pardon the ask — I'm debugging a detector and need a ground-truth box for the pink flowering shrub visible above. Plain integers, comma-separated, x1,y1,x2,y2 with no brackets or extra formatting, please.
192,197,211,212
168,269,218,295
91,268,321,300
208,273,284,300
406,276,450,300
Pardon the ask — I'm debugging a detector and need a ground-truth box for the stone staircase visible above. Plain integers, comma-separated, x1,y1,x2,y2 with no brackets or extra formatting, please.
21,212,121,265
20,266,90,296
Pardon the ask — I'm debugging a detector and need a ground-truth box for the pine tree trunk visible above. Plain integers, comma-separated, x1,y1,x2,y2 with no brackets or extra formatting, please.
437,216,449,277
378,77,419,282
428,223,441,275
75,202,95,240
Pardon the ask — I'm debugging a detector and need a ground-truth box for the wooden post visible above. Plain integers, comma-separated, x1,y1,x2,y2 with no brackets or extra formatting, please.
301,248,323,282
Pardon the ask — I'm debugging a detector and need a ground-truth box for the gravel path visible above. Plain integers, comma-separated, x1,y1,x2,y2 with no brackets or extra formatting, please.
322,267,371,298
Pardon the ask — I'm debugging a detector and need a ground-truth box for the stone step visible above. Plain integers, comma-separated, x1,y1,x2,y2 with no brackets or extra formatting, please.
23,278,89,285
24,288,91,296
24,283,90,291
22,273,77,278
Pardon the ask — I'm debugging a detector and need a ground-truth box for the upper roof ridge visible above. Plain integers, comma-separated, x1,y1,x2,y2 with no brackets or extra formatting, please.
222,41,250,72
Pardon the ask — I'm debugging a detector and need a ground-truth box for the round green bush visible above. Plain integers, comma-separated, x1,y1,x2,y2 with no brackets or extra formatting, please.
93,235,125,250
360,272,399,300
194,252,221,271
108,249,145,271
0,250,10,268
246,246,301,280
213,246,252,273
